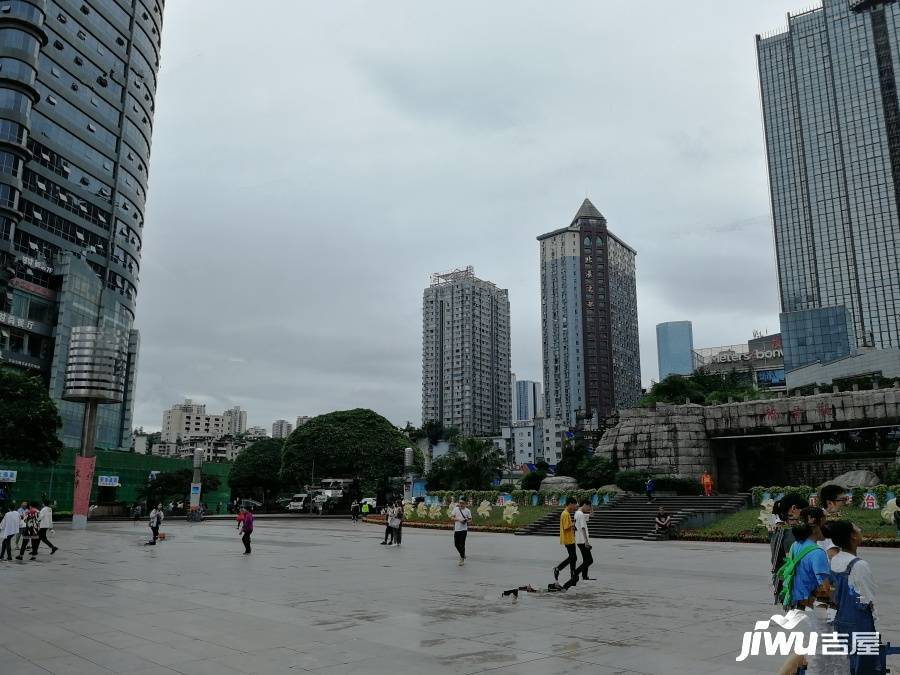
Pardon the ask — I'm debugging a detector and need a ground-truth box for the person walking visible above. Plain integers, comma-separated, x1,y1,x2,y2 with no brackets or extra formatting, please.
36,499,58,555
450,497,471,565
238,507,253,554
1,503,19,561
553,498,579,588
15,503,39,560
145,503,163,545
350,500,360,524
572,500,594,583
645,477,655,503
393,500,403,546
14,500,26,549
827,520,879,675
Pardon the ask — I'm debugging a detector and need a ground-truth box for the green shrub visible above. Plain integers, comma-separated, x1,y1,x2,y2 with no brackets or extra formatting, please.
520,471,545,491
654,476,702,495
614,470,650,492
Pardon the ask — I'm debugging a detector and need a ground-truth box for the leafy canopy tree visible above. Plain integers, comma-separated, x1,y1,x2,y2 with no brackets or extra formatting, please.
228,438,283,503
0,368,63,465
554,440,586,478
424,437,504,491
640,371,764,407
576,455,616,489
137,469,220,507
280,409,411,494
520,470,546,491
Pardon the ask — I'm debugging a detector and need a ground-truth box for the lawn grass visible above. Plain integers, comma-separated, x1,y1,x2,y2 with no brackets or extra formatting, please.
400,504,555,529
693,506,897,540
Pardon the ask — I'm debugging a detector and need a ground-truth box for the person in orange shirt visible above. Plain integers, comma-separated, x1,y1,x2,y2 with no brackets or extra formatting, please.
701,472,714,497
552,497,579,589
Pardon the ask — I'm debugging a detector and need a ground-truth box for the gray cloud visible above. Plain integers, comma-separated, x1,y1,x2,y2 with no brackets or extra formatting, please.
134,0,793,430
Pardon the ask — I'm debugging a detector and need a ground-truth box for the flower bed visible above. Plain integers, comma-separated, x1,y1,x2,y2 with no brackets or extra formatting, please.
362,515,518,533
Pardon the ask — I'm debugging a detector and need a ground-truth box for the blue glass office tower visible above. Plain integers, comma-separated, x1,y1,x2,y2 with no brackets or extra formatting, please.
0,1,163,448
757,0,900,368
656,321,694,379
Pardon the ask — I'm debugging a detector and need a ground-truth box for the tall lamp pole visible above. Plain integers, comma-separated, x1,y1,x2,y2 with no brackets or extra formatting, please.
62,327,128,530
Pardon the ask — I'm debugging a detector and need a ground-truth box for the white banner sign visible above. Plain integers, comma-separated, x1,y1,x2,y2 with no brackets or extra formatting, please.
0,469,17,482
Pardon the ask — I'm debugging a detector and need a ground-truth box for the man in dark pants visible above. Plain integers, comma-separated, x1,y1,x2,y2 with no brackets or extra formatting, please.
450,497,471,565
239,507,254,554
36,499,58,555
571,500,594,584
145,503,163,545
553,498,579,589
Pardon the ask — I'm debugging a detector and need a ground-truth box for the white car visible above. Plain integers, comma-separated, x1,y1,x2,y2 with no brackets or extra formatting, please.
287,494,308,512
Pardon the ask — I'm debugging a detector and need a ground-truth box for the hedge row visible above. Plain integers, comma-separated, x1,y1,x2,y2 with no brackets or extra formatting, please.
425,489,620,507
751,484,900,507
677,530,900,547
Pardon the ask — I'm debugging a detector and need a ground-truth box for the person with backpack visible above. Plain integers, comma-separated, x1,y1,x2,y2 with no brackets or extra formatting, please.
770,494,808,604
14,503,40,561
827,520,879,675
776,507,838,674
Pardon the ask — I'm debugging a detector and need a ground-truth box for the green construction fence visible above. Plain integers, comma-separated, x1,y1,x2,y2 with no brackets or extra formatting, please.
0,448,232,512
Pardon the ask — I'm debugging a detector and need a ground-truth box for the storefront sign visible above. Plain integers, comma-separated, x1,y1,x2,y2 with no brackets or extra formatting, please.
97,475,120,487
0,311,36,331
10,278,56,300
711,349,784,364
0,469,17,482
19,255,53,274
0,351,43,370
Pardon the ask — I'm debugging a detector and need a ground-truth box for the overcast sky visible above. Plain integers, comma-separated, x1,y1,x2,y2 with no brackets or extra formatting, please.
134,0,799,432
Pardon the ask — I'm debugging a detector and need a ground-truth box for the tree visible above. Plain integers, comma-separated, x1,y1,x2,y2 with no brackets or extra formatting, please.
280,409,410,494
0,368,63,465
640,371,764,407
228,438,283,505
137,469,220,507
555,440,586,478
576,455,616,489
424,437,504,491
520,470,546,490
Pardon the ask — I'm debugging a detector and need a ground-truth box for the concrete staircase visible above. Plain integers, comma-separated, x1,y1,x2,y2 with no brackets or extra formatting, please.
516,492,750,540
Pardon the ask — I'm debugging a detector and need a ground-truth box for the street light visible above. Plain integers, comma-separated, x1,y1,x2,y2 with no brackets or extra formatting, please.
62,326,128,530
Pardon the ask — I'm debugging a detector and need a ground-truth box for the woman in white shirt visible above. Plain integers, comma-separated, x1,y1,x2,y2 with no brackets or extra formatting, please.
1,504,20,561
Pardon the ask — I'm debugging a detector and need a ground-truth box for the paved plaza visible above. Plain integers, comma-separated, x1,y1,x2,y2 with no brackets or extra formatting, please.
1,519,898,675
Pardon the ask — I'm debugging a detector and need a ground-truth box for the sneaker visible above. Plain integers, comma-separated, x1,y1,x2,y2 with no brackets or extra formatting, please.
14,555,22,560
379,541,387,545
51,547,58,555
458,558,465,566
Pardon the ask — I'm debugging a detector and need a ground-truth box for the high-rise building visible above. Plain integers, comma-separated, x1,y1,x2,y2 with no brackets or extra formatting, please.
513,379,543,422
656,321,694,379
0,1,164,449
757,0,900,368
538,199,641,426
271,419,292,439
421,266,511,437
223,406,247,435
295,415,312,428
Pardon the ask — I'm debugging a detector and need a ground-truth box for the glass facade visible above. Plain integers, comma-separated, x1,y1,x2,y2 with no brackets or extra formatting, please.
656,320,694,379
758,0,900,360
0,0,164,449
780,305,852,371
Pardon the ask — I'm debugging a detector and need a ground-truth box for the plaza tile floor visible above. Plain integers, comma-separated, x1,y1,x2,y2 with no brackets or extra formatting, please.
1,518,897,675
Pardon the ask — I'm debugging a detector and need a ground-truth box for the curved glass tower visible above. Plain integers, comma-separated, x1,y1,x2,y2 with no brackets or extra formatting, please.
0,0,164,449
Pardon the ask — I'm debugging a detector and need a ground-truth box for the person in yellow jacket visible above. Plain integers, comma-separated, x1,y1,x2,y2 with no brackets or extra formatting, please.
552,497,579,589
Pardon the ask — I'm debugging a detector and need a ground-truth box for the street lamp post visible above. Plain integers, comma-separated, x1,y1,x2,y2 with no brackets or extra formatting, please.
62,327,128,530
